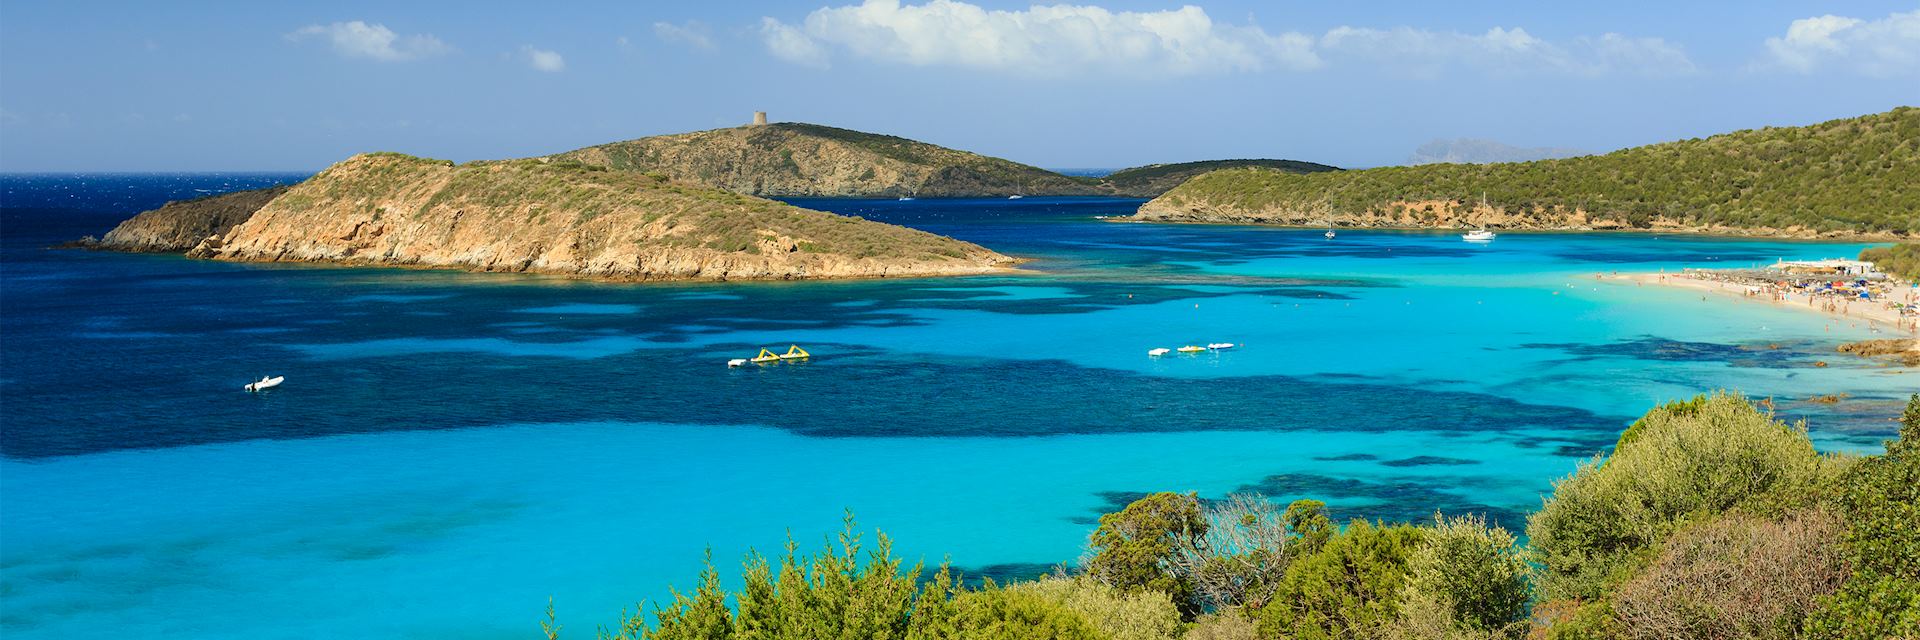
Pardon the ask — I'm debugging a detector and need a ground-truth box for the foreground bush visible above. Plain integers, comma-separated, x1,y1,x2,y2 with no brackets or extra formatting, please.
1526,392,1828,601
1611,509,1848,639
1004,577,1180,640
1082,492,1208,615
1387,514,1530,639
1804,394,1920,639
1257,520,1426,640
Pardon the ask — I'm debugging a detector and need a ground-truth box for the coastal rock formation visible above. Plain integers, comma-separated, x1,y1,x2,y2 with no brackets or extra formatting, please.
1135,108,1920,239
552,122,1099,198
1837,338,1920,367
82,186,290,252
187,153,1015,281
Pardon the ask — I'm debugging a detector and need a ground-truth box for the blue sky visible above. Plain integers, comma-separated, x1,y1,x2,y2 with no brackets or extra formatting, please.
1,1,1916,172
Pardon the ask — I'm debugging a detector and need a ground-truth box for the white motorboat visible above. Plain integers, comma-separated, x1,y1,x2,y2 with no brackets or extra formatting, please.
1463,229,1497,242
728,358,749,367
1207,342,1236,350
1007,194,1024,200
1176,345,1207,353
1148,347,1171,357
897,197,915,201
244,375,283,392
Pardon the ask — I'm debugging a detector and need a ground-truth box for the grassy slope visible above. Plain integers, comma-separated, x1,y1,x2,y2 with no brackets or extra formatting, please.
556,123,1341,198
1147,107,1920,235
1100,159,1339,195
553,123,1100,197
256,153,1001,262
1860,244,1920,280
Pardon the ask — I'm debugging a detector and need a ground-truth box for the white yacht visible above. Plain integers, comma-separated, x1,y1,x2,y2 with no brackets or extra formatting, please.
1463,229,1497,242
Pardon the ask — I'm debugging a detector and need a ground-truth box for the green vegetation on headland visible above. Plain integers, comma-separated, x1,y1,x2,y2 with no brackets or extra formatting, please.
1138,108,1920,238
72,185,290,252
556,393,1920,639
1098,160,1340,198
1861,243,1920,280
551,122,1335,198
176,153,1013,281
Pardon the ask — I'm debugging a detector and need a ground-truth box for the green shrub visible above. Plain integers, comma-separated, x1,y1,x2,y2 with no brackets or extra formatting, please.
1184,611,1259,640
1860,243,1920,280
1526,392,1827,601
1804,394,1920,639
1257,520,1426,640
931,583,1103,640
1389,514,1530,639
1611,509,1849,639
1082,492,1208,615
1005,577,1181,640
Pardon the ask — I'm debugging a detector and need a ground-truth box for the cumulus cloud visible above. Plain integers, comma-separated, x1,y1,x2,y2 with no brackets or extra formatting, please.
1316,26,1692,76
520,45,566,72
759,0,1319,75
654,21,715,49
761,17,831,69
757,1,1693,77
287,21,450,62
1762,9,1920,76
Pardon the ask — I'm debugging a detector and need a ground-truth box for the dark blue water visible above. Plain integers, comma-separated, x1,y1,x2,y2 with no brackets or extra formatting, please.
1,175,1910,639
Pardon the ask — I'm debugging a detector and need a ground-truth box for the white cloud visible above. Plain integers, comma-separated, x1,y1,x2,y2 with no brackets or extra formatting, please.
757,1,1692,77
759,0,1319,76
654,21,715,50
760,17,831,69
1763,9,1920,76
521,45,566,72
1318,26,1693,76
287,21,450,62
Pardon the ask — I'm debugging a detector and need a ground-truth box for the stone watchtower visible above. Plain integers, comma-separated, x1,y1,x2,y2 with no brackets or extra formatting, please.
751,111,768,126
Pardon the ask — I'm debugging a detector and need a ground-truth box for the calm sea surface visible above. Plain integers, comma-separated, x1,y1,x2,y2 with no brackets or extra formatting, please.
2,175,1912,639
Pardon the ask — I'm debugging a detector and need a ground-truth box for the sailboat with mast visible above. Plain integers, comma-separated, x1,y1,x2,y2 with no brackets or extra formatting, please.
1462,191,1496,241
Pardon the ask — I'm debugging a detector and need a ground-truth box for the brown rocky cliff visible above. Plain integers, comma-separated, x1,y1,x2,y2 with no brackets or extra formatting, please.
189,154,1016,282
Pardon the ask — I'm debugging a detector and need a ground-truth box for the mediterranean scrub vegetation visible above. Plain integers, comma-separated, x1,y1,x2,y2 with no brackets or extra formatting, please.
552,393,1920,639
1860,243,1920,280
1151,108,1920,235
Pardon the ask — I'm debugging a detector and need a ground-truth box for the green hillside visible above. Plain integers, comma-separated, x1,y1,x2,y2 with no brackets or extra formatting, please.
1099,159,1339,197
1142,108,1920,236
552,123,1102,198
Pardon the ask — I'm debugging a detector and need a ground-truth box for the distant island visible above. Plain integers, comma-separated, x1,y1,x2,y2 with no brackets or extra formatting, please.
82,153,1013,282
551,116,1336,198
1135,107,1919,239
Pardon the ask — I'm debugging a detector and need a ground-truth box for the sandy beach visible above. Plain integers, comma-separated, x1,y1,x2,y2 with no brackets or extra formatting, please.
1615,271,1920,336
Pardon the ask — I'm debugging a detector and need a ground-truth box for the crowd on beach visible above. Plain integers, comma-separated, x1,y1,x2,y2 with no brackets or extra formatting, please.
1651,264,1920,334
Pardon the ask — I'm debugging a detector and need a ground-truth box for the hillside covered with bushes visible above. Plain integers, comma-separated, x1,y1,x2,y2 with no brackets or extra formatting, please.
1137,108,1920,238
555,393,1919,639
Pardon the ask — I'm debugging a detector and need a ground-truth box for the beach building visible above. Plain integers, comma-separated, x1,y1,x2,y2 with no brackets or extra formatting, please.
1771,259,1879,277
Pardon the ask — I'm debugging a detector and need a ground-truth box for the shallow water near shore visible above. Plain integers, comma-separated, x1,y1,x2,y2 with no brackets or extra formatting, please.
2,177,1913,639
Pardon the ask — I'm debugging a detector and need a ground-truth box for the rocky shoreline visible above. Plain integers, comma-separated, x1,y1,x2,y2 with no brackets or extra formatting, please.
74,154,1018,283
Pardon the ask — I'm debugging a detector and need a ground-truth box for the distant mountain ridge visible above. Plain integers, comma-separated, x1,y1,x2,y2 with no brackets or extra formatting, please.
1136,107,1919,238
551,122,1337,198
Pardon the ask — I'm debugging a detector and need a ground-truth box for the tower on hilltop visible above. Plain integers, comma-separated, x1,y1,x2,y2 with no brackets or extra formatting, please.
751,111,768,126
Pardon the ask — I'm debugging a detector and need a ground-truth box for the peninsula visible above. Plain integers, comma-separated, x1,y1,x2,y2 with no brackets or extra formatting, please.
1133,107,1919,239
89,153,1014,282
550,116,1336,198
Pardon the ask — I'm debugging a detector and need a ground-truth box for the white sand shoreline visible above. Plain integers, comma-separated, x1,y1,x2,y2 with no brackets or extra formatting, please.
1612,271,1919,337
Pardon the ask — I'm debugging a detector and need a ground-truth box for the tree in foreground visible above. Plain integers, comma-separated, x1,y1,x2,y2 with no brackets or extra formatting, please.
1803,393,1920,638
1526,392,1830,602
1081,492,1208,616
1387,514,1531,639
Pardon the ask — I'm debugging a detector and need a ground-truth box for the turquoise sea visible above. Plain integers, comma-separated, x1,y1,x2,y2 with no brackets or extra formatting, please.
2,176,1913,639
